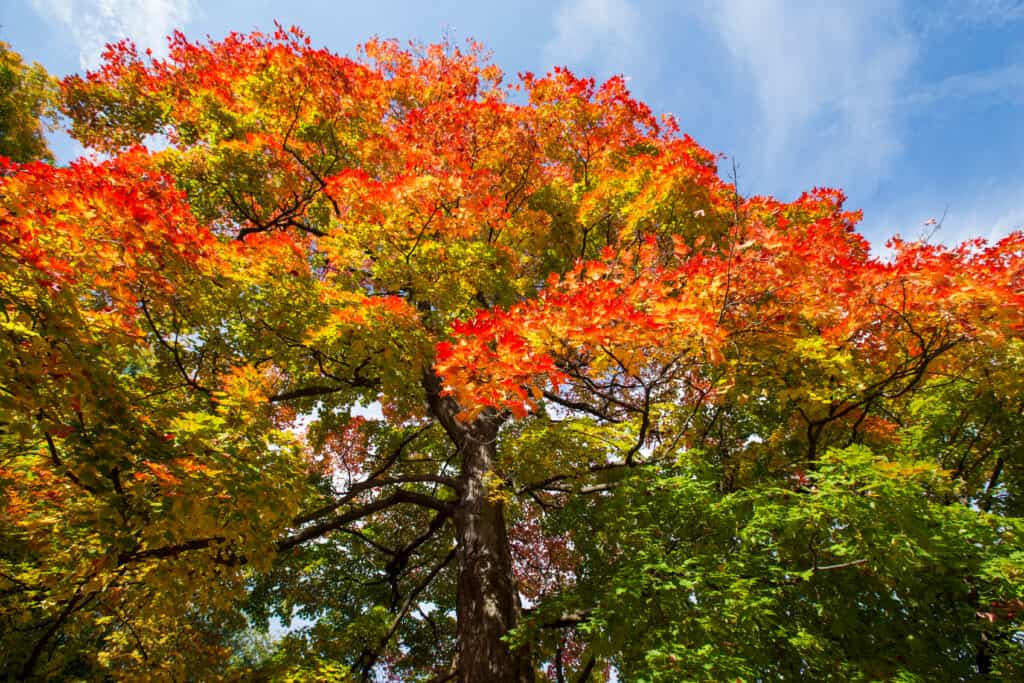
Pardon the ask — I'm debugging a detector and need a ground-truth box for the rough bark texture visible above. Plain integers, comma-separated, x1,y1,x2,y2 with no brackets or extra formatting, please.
454,426,533,682
424,372,534,682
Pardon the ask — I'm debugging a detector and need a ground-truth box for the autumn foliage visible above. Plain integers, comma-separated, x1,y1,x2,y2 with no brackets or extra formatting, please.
2,27,1024,681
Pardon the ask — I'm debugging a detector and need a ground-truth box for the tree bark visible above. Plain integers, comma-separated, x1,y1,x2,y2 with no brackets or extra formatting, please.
423,372,534,682
454,423,533,682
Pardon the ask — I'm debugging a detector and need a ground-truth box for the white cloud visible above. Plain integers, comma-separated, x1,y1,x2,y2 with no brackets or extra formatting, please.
692,1,916,197
906,63,1024,110
969,202,1024,242
922,0,1024,32
862,184,1024,250
543,0,649,77
966,0,1024,22
30,0,194,69
929,190,1024,244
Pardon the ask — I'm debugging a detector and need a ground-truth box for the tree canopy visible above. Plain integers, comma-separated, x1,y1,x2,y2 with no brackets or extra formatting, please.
0,40,56,163
2,28,1023,681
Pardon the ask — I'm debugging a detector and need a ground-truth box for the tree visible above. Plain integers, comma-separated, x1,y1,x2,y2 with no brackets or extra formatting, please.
0,40,57,163
2,28,1023,680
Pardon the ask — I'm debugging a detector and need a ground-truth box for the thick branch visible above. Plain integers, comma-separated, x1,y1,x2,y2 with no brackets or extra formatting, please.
542,390,623,423
279,490,453,552
118,537,227,564
577,656,596,682
292,425,434,525
539,608,593,629
385,510,452,583
520,460,647,495
268,384,348,403
43,432,98,495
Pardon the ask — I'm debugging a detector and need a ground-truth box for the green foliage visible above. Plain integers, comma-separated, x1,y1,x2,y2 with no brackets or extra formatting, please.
522,447,1024,681
0,41,57,162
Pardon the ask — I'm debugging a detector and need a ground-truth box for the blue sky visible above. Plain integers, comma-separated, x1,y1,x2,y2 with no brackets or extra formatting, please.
3,0,1023,249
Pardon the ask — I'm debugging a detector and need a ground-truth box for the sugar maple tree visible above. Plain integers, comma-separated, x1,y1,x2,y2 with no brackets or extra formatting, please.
2,29,1024,681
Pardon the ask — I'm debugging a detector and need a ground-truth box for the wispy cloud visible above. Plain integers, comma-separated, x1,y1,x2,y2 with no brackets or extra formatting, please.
966,0,1024,22
861,180,1024,249
921,0,1024,33
906,62,1024,110
30,0,194,69
928,186,1024,244
690,1,916,197
543,0,650,77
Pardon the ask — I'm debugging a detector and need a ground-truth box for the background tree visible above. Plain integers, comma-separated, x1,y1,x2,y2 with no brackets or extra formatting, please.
0,40,56,162
1,29,1023,681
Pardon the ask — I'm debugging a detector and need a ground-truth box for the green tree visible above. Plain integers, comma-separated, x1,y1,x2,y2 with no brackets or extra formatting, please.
0,41,56,162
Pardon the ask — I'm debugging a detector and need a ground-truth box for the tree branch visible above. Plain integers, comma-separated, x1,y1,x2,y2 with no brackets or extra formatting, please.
292,425,434,525
279,490,454,552
359,547,457,677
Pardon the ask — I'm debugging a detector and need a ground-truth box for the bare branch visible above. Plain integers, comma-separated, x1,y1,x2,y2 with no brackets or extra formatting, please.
813,559,868,573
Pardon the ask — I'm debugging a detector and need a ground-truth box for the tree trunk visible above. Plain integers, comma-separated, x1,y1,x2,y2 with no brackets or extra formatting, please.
455,424,533,682
423,372,533,682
